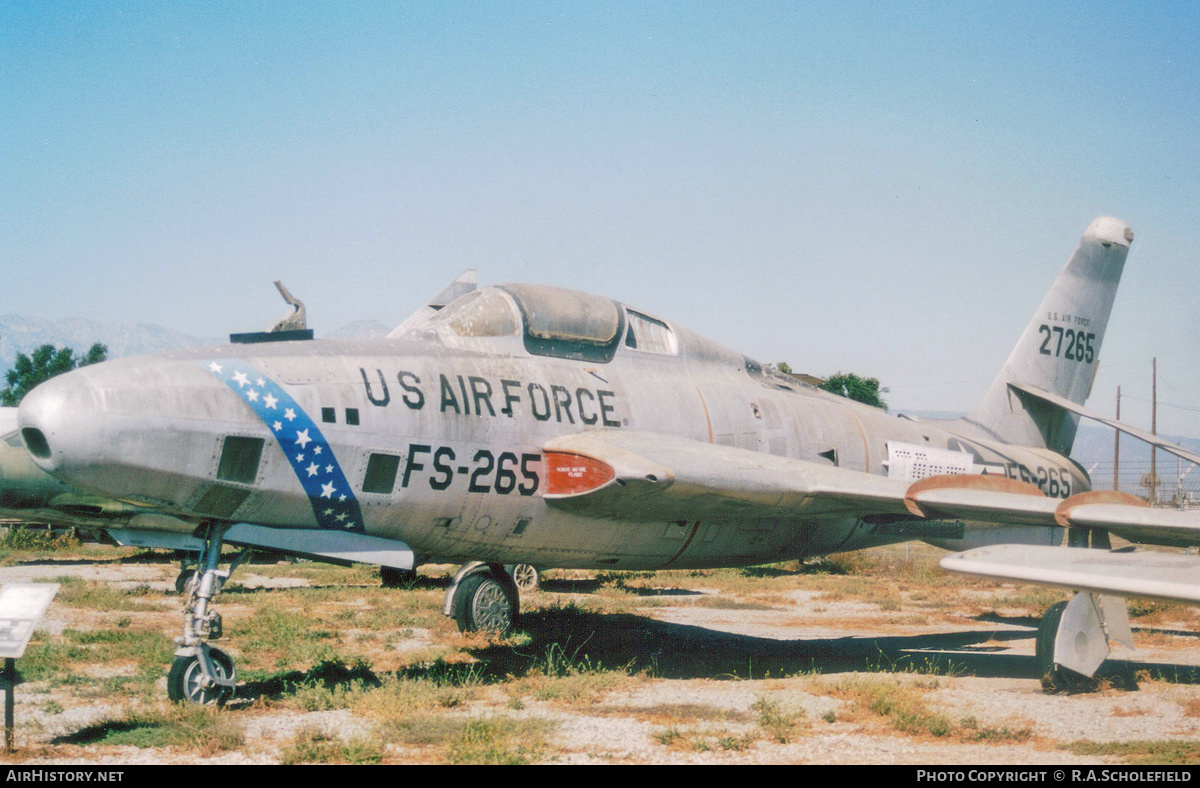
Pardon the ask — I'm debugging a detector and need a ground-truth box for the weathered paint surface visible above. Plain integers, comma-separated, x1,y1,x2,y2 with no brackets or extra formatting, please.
14,219,1133,571
14,293,1084,571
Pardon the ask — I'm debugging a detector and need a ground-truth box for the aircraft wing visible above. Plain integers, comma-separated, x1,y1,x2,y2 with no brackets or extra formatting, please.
1065,503,1200,547
941,544,1200,605
541,431,1060,525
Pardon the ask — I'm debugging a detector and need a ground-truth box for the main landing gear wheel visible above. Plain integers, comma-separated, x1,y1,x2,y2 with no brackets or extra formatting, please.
167,647,235,706
506,563,541,593
453,568,519,635
1036,601,1098,693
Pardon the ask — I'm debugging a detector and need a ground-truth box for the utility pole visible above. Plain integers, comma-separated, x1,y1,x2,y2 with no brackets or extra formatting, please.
1151,358,1158,506
1114,386,1121,491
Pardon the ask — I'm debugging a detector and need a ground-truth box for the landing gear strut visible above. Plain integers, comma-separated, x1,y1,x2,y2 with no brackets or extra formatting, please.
167,524,248,705
444,562,520,635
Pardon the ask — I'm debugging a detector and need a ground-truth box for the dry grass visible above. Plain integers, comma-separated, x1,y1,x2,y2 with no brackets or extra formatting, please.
816,675,1032,743
1060,739,1200,765
5,539,1200,763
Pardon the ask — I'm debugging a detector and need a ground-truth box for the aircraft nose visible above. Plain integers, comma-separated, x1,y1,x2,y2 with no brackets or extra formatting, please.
17,369,101,478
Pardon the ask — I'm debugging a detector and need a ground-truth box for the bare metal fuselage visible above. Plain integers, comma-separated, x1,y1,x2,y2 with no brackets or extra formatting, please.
18,321,1086,571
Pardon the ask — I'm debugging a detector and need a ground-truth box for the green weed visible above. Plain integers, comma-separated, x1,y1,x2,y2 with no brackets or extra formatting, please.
752,696,804,743
446,718,549,765
279,727,383,765
1061,740,1200,765
69,705,244,754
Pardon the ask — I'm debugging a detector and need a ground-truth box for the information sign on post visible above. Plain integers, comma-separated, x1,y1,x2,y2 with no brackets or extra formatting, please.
0,582,60,753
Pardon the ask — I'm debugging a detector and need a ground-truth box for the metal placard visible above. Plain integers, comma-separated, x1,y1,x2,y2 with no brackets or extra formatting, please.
0,584,59,659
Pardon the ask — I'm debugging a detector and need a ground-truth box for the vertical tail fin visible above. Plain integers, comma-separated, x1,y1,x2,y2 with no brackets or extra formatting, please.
965,217,1133,454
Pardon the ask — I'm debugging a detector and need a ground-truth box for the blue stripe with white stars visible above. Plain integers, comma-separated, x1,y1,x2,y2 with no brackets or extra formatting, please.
199,359,365,532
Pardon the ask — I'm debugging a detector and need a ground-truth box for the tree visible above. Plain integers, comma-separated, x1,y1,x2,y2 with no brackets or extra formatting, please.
1,343,108,406
819,372,888,411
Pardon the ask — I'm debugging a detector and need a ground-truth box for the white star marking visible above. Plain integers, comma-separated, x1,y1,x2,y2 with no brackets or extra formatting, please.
209,362,223,373
231,371,249,388
313,446,322,455
246,389,259,402
273,421,283,432
306,462,319,477
263,393,278,410
296,453,304,462
325,465,333,474
256,377,266,387
294,428,312,448
320,482,336,499
284,408,297,421
338,494,346,502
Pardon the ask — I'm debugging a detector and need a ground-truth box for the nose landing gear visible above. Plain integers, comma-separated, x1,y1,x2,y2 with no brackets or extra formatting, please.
167,524,248,705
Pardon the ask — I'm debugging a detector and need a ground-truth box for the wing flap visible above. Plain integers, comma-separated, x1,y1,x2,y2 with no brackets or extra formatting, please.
941,544,1200,604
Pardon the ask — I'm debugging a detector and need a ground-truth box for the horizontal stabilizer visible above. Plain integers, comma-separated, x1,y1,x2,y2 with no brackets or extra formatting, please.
1011,382,1200,467
941,544,1200,604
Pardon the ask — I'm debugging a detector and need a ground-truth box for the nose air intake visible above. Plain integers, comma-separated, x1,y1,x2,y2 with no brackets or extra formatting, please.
21,428,51,459
16,368,99,476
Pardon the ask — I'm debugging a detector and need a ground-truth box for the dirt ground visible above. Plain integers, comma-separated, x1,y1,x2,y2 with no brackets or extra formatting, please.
2,541,1200,766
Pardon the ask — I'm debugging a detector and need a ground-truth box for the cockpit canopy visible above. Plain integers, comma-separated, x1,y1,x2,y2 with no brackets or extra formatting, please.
502,284,623,362
423,284,676,363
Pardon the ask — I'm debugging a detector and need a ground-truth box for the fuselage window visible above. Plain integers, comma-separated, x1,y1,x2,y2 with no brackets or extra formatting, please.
362,452,401,494
624,310,677,355
216,436,265,485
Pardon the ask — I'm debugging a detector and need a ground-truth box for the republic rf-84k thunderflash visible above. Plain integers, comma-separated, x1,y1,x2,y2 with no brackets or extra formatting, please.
12,216,1200,704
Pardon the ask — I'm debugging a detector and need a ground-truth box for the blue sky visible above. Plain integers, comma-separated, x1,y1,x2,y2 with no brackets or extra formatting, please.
3,2,1199,437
